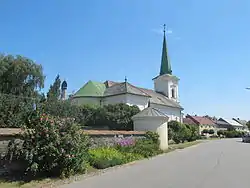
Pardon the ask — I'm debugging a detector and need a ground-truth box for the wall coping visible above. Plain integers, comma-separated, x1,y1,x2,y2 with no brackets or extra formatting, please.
0,128,146,136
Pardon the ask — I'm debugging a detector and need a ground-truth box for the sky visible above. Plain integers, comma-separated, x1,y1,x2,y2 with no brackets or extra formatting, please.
1,0,250,119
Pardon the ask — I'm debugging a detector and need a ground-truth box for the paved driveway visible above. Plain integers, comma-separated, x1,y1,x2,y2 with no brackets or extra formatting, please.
61,139,250,188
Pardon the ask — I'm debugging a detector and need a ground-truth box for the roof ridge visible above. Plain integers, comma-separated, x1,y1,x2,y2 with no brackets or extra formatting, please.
126,82,151,97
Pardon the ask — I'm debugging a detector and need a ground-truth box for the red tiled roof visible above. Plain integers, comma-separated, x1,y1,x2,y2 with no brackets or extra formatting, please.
187,115,215,125
183,118,197,125
104,80,119,88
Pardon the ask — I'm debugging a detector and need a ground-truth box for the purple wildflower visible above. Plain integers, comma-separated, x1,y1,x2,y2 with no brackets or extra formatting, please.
116,137,135,147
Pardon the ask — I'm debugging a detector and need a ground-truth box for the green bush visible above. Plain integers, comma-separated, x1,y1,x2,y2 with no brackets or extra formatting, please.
185,124,199,142
1,97,139,131
0,94,36,128
217,130,224,136
169,121,199,143
208,129,215,134
131,139,162,158
102,104,140,130
89,147,144,169
7,111,90,178
223,130,244,138
40,101,95,126
168,121,182,140
89,147,124,169
217,130,244,138
115,132,162,158
122,153,144,163
145,131,160,144
202,129,209,134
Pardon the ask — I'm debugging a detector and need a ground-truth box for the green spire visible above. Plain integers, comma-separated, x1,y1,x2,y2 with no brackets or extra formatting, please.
160,24,172,75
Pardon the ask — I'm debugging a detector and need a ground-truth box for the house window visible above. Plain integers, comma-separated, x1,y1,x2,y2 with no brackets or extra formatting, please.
171,88,175,98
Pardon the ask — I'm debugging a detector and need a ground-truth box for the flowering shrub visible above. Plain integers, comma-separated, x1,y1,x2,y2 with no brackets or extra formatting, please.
89,147,124,169
89,147,143,169
115,132,162,158
116,137,135,147
7,111,90,178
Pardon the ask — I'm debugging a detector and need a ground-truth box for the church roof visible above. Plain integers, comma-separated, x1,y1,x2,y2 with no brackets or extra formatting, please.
73,80,106,97
138,87,182,109
73,80,182,109
160,25,172,76
132,107,168,118
104,82,150,97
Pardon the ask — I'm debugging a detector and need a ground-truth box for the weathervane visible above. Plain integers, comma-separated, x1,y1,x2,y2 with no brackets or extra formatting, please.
163,24,166,34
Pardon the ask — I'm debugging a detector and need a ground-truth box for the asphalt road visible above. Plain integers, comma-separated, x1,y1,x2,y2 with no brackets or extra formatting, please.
61,139,250,188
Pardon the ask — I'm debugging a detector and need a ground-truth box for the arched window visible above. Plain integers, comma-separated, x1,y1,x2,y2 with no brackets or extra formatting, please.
171,88,175,98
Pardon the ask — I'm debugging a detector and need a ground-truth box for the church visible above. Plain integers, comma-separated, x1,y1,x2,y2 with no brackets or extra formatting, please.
70,27,184,122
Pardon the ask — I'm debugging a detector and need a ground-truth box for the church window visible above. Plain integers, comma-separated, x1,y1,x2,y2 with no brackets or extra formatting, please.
171,88,175,98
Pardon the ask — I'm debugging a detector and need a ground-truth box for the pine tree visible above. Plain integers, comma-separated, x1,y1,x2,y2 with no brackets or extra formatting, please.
47,74,61,101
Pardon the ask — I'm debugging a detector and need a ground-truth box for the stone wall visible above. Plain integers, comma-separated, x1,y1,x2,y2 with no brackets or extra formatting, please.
0,128,145,175
90,135,145,149
0,129,146,156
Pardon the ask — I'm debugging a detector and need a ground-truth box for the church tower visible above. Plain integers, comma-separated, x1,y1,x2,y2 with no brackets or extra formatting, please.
153,24,179,103
61,80,68,100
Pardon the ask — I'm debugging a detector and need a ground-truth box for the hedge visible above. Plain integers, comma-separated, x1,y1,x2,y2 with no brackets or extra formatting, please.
0,94,140,131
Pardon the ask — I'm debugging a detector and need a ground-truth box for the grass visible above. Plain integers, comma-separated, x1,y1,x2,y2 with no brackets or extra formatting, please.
167,140,202,152
0,178,53,188
0,166,99,188
0,141,202,188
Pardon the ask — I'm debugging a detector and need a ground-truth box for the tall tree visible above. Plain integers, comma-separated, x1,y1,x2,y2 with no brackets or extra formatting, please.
246,121,250,130
47,74,61,101
0,54,45,97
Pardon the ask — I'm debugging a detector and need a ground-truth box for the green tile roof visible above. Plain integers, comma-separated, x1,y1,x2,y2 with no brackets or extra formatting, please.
160,30,172,75
73,80,106,97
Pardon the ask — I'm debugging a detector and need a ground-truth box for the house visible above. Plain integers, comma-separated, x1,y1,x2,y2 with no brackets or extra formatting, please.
233,118,249,132
217,118,244,131
214,119,230,131
70,27,184,123
184,115,217,135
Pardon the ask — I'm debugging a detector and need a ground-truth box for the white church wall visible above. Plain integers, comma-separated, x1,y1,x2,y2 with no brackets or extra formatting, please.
102,94,127,105
71,97,101,107
125,94,149,110
154,75,179,103
151,103,182,123
154,77,170,97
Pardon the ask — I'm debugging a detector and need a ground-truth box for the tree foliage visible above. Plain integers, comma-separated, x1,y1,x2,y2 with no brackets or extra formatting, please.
208,129,215,134
0,54,45,97
47,74,61,101
6,111,90,178
0,94,37,128
246,121,250,130
168,121,199,143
